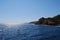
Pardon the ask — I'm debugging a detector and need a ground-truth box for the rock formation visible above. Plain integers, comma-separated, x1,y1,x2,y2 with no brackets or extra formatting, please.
33,14,60,26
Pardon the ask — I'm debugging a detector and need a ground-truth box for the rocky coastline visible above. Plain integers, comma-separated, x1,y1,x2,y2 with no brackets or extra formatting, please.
31,14,60,26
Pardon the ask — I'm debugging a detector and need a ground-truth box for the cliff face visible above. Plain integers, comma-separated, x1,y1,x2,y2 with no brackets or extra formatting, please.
34,14,60,26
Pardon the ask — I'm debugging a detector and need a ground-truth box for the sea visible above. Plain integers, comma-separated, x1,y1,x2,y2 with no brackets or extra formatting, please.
0,23,60,40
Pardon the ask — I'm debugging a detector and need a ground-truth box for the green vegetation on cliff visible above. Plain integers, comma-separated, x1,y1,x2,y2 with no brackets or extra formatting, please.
34,14,60,26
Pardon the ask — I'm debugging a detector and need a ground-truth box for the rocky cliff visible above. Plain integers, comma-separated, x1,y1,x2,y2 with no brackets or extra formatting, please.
34,14,60,26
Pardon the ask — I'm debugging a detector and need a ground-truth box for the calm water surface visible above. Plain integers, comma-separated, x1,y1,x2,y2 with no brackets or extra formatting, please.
0,24,60,40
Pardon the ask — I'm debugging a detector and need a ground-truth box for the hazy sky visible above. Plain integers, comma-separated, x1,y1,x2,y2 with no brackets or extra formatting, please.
0,0,60,25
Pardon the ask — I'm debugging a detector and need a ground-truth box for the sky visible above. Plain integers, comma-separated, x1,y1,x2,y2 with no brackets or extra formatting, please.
0,0,60,25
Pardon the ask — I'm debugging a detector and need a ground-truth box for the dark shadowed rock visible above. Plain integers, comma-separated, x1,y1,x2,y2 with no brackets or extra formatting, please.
31,14,60,26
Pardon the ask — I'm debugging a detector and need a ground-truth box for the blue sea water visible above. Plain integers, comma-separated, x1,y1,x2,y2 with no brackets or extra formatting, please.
0,23,60,40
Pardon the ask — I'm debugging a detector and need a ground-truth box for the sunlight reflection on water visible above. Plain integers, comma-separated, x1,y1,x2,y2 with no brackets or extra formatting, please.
0,23,60,40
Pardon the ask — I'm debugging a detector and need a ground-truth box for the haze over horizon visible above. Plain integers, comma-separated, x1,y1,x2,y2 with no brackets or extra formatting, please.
0,0,60,25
